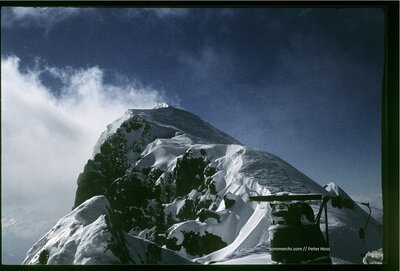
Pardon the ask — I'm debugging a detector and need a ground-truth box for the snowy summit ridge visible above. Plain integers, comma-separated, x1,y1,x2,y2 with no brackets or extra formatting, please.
24,107,382,265
153,102,170,109
93,106,240,158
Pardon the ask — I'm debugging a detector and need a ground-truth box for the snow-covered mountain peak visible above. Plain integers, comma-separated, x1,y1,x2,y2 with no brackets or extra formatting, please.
126,106,241,144
26,108,382,265
324,182,352,199
93,106,240,158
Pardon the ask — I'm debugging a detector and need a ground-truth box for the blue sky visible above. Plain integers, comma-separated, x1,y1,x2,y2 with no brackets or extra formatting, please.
1,7,384,216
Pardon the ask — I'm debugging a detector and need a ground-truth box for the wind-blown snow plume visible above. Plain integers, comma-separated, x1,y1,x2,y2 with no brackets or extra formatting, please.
1,54,168,227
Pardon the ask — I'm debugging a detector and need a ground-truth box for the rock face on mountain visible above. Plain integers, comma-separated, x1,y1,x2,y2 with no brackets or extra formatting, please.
23,106,382,264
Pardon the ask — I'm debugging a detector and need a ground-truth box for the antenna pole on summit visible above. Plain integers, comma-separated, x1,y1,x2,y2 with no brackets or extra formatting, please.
324,201,329,247
315,196,329,225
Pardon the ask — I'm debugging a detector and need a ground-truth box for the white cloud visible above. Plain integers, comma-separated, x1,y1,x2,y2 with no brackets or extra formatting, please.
178,46,235,80
1,7,189,34
147,8,190,18
1,7,85,33
1,55,168,215
124,8,190,19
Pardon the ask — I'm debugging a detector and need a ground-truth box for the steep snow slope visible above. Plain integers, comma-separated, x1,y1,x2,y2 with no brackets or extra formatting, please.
23,196,119,264
23,196,191,264
25,106,382,264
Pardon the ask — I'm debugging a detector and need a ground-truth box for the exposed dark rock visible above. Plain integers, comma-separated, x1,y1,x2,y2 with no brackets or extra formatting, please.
37,249,49,265
166,231,227,257
196,208,220,223
177,199,195,220
73,116,155,208
224,195,236,209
